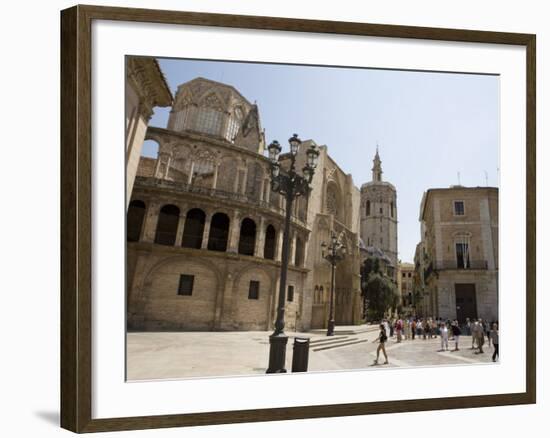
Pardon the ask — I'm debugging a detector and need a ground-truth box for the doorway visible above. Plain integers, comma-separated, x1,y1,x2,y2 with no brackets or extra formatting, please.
455,283,477,322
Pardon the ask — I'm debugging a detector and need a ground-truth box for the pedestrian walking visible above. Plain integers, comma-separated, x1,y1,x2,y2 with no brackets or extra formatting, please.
439,323,449,351
396,317,403,343
383,319,390,340
471,320,478,349
490,322,499,362
426,319,433,339
411,319,417,340
372,323,389,365
404,318,411,340
475,319,485,354
451,320,461,351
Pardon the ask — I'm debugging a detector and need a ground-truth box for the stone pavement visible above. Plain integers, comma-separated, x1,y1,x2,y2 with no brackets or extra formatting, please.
127,325,496,381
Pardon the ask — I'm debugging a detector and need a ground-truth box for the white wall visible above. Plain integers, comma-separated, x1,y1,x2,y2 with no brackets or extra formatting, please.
0,0,546,437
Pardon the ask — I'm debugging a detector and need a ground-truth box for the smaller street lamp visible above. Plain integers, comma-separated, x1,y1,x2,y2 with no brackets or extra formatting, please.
321,231,347,336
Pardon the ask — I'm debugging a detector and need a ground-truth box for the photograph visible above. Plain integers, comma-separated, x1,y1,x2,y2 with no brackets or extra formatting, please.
125,56,500,380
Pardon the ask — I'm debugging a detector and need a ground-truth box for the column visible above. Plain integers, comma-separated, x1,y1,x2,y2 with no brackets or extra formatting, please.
201,213,212,250
254,217,266,258
227,211,241,253
187,161,195,185
301,234,310,268
433,198,444,268
174,209,187,247
264,179,271,204
241,165,248,195
259,178,265,202
141,201,161,243
480,198,496,270
212,163,219,190
275,228,284,261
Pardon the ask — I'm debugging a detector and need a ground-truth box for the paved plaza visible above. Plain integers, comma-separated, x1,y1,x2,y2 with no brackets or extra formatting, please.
126,324,497,380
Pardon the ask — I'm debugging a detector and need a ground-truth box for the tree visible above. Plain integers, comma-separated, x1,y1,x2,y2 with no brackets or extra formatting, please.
361,256,398,321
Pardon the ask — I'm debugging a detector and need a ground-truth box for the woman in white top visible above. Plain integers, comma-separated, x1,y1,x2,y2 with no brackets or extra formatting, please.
439,323,449,351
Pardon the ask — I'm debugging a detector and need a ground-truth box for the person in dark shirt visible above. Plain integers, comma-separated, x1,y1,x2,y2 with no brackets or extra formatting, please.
372,324,389,365
451,320,462,351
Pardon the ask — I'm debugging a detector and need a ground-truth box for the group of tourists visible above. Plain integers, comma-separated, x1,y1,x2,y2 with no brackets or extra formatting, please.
372,315,500,365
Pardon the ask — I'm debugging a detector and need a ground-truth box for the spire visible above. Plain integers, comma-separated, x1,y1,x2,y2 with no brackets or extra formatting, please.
372,144,382,182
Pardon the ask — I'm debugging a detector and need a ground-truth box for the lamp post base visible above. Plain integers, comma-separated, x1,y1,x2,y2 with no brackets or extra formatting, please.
327,320,335,336
266,334,288,373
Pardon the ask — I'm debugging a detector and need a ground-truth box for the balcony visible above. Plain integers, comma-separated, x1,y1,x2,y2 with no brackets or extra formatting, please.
134,176,307,224
436,260,489,270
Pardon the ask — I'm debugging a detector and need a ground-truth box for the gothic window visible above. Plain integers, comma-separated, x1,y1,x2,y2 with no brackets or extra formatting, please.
172,107,190,131
326,184,340,219
379,207,383,215
391,201,394,217
226,107,243,141
196,108,223,136
327,190,337,215
190,151,216,188
366,200,371,216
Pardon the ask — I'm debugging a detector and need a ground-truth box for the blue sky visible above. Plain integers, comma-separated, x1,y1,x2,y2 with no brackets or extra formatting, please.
143,58,499,263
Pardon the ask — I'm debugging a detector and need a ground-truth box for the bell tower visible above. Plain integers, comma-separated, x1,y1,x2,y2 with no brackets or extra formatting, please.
360,146,398,274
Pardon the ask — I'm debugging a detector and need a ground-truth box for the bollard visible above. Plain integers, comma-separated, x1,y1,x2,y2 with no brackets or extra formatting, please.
291,337,310,372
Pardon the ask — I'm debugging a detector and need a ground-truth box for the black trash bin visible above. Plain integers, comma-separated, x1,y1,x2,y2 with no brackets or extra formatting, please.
291,337,310,372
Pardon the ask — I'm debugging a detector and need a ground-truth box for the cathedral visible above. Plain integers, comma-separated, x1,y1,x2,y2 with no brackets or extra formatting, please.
125,70,370,332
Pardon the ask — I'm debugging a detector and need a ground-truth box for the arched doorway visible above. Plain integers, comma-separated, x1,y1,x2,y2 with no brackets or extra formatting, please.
154,204,180,245
127,200,146,242
181,208,206,248
207,213,230,251
238,218,256,256
264,224,276,259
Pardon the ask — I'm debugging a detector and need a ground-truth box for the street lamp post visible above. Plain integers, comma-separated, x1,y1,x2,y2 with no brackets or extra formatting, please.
266,134,319,374
321,231,347,336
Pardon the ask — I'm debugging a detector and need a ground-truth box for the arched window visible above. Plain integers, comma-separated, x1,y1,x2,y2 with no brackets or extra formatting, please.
196,108,223,136
238,218,257,256
127,200,146,242
207,213,230,251
154,204,180,245
366,200,371,216
391,201,394,218
295,237,304,267
264,224,276,259
181,208,206,248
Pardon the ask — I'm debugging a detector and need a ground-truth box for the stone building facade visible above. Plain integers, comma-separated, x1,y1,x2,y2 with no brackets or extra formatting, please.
126,57,172,206
360,149,398,279
126,76,363,332
397,262,415,309
415,186,499,322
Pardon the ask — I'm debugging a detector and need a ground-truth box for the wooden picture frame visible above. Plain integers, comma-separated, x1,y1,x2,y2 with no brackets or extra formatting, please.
60,4,536,433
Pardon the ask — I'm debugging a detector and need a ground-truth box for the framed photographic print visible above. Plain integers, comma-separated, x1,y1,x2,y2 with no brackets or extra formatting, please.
60,4,536,433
